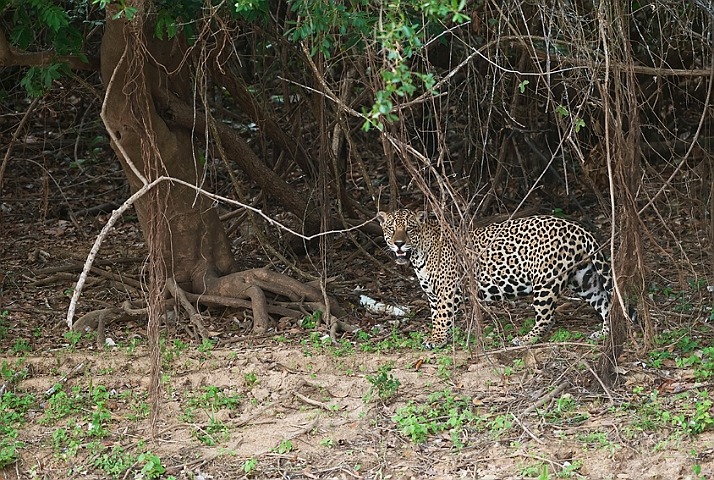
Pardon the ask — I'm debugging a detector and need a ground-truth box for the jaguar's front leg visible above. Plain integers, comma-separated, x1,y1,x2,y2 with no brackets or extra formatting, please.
422,290,456,350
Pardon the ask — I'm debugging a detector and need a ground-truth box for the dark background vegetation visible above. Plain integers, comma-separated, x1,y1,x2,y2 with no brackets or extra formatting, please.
1,0,714,477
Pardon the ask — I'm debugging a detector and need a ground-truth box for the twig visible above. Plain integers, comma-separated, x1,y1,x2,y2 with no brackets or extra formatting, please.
66,176,165,329
45,362,85,397
0,96,40,192
510,413,544,444
294,392,335,412
28,272,102,288
581,359,614,405
523,381,569,415
638,59,714,216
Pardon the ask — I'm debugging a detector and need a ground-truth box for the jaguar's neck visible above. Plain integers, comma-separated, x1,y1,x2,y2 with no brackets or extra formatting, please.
409,221,440,270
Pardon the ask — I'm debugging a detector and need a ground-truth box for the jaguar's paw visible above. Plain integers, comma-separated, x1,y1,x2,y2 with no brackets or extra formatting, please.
422,338,447,350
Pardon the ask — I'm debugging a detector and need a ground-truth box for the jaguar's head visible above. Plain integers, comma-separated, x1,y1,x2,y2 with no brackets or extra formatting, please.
376,209,426,265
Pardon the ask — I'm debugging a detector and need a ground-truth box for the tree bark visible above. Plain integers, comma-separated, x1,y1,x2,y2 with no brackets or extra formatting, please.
100,9,237,290
97,7,344,339
153,88,321,234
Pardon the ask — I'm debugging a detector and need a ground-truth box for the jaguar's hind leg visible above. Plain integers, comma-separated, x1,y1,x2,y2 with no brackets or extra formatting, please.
568,263,611,340
512,280,564,346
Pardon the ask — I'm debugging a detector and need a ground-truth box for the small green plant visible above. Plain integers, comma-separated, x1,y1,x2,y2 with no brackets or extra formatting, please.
161,338,189,366
188,386,243,410
242,457,257,474
672,391,714,435
244,372,258,388
126,337,142,354
87,406,111,438
576,431,621,453
12,338,32,354
1,360,27,383
558,459,582,477
437,355,454,381
63,331,82,351
364,363,401,403
540,393,588,425
331,339,355,357
549,328,572,343
320,438,334,448
371,328,423,352
137,452,165,479
196,413,229,445
198,338,215,353
0,391,35,468
520,463,551,479
92,445,137,477
276,439,293,454
301,310,322,329
487,414,513,439
41,386,85,424
518,318,536,337
503,358,526,378
180,407,197,423
574,117,586,133
392,389,479,446
129,402,150,422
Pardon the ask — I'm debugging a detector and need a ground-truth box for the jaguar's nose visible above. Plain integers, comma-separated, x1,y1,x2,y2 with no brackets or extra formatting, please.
394,240,405,249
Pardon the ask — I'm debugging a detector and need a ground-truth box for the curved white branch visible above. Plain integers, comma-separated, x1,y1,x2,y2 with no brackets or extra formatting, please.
66,176,376,328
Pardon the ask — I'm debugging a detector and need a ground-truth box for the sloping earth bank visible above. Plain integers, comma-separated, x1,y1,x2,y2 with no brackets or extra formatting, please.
2,332,714,479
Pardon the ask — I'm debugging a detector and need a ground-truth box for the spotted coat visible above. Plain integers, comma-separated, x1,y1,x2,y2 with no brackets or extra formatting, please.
376,210,612,348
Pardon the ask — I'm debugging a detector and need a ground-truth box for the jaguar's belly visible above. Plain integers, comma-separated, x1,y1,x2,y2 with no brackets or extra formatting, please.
478,275,533,302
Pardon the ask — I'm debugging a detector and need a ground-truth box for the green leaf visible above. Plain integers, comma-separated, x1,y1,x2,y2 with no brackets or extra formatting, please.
40,3,69,32
155,12,178,40
10,24,34,50
556,104,569,117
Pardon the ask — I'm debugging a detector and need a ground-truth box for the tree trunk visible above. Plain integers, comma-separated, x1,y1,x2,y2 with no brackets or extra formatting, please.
100,11,239,291
95,6,349,342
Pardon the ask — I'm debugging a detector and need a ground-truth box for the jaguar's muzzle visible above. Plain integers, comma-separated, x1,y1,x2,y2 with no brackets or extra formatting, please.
393,249,411,265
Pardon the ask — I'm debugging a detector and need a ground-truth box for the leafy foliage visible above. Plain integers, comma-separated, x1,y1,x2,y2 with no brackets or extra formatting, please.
6,0,466,126
392,388,480,447
364,363,401,402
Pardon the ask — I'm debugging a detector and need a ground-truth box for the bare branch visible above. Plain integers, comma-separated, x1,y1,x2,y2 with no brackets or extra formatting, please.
0,27,99,71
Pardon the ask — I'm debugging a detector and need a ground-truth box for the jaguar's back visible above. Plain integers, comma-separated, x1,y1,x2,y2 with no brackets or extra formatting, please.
377,210,612,348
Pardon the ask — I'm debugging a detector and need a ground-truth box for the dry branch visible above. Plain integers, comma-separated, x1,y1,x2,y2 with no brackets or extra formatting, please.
0,97,39,192
65,174,373,328
153,87,320,232
209,59,316,179
0,27,100,71
523,381,569,415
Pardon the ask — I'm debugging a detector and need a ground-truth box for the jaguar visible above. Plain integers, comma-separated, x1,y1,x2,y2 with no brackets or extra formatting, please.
376,209,612,348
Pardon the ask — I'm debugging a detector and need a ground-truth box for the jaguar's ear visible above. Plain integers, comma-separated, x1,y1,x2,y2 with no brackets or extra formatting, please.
415,211,428,223
376,212,388,224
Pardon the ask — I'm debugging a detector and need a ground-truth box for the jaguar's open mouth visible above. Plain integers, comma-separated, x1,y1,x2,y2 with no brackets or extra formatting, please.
394,250,410,265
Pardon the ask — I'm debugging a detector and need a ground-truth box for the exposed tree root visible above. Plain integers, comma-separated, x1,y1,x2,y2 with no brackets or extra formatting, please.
195,267,355,338
166,279,210,341
72,267,357,344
